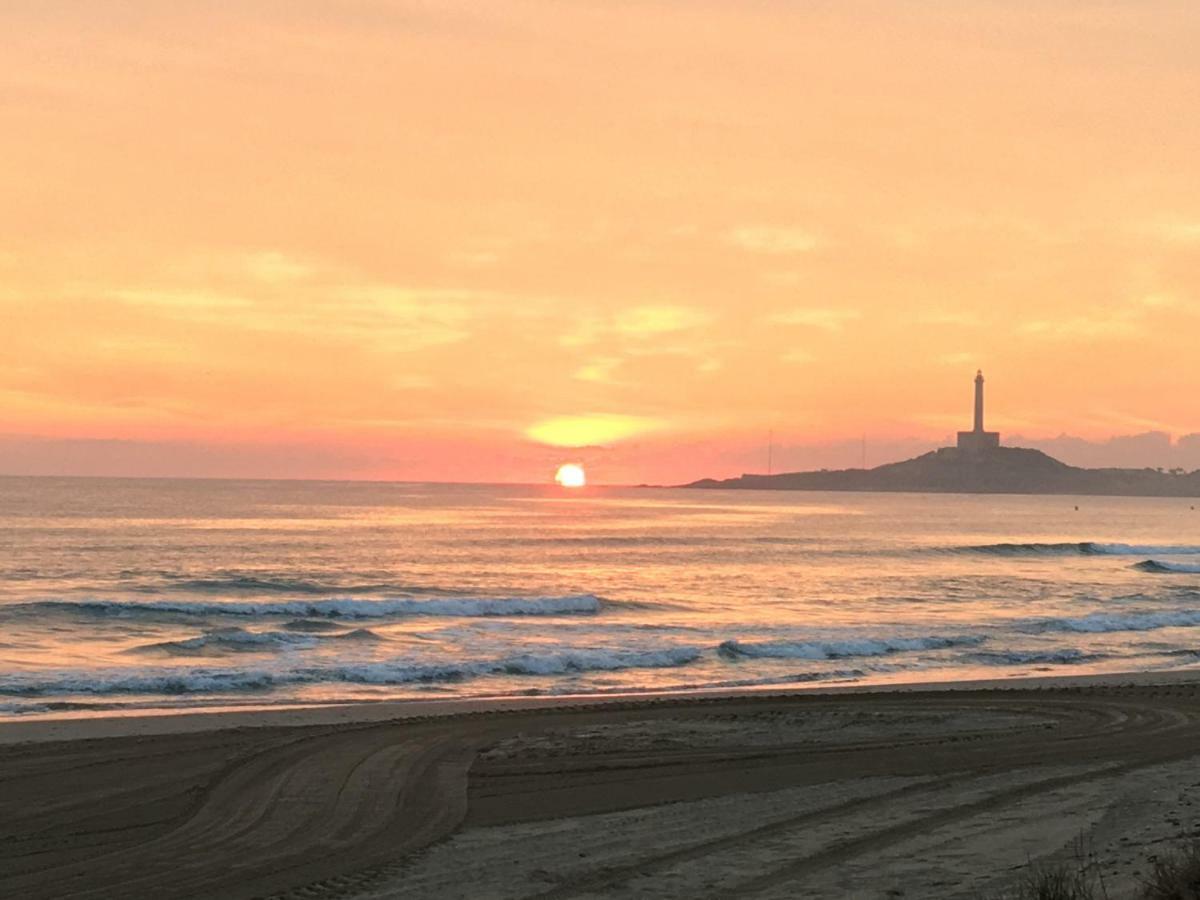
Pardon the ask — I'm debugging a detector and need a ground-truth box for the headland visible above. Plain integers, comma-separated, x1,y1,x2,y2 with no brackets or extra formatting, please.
686,371,1200,496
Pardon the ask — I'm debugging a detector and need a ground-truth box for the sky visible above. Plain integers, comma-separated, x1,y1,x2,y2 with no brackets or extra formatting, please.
2,1,1199,484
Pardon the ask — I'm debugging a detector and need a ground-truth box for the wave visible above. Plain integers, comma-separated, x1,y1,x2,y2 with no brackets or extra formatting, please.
956,542,1200,557
1134,560,1200,574
542,668,867,696
1019,609,1200,634
965,648,1104,665
130,626,385,655
6,594,604,620
717,634,983,661
459,536,817,548
0,645,703,696
161,576,433,596
280,619,350,632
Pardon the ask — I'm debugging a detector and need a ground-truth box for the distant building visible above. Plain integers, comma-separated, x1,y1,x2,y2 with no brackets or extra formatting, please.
956,370,1001,454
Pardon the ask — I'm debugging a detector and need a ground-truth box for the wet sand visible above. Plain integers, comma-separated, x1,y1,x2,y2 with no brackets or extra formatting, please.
4,676,1200,899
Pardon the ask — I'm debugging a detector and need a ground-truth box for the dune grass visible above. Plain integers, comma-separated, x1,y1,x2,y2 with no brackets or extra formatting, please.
991,838,1200,899
1141,841,1200,899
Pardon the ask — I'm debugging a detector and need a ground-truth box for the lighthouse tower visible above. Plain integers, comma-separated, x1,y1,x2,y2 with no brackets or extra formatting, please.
957,370,1001,454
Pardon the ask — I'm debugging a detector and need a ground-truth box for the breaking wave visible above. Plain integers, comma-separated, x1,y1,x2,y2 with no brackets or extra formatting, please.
1019,609,1200,634
159,576,437,596
965,648,1104,665
717,634,984,661
130,626,384,655
1134,560,1200,574
0,645,704,696
5,594,604,620
956,542,1200,557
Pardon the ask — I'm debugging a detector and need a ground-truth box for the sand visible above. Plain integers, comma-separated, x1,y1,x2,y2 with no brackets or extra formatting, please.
4,675,1200,899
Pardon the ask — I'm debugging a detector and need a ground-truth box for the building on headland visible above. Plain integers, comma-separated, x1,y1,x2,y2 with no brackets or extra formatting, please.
956,370,1000,454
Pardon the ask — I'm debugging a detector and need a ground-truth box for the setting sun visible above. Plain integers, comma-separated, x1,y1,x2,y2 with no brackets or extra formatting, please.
554,463,586,488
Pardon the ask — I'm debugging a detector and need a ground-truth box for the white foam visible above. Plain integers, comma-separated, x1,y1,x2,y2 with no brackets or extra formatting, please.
967,648,1099,665
963,542,1200,556
1137,560,1200,574
1091,543,1200,556
179,628,318,650
0,644,703,696
133,626,385,654
1021,609,1200,634
718,634,983,661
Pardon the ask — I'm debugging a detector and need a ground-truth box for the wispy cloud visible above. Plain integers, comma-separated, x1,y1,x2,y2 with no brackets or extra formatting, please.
938,351,977,366
1143,221,1200,244
727,226,820,255
780,349,814,364
108,288,253,311
1018,314,1141,341
1138,292,1180,310
614,305,712,337
526,413,660,447
768,308,860,331
574,356,623,383
561,305,711,348
331,286,481,347
917,310,981,327
110,281,483,349
244,252,313,283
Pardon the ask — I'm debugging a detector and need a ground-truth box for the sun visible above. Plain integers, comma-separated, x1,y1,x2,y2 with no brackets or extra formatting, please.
554,463,586,488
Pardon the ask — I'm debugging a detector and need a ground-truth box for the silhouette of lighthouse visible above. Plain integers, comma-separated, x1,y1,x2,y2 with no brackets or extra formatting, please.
957,370,1000,454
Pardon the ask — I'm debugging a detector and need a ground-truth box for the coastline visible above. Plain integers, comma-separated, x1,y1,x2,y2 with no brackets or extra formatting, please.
6,670,1200,898
5,664,1200,745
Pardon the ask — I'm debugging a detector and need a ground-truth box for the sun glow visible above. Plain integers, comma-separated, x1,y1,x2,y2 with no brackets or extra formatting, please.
554,463,586,488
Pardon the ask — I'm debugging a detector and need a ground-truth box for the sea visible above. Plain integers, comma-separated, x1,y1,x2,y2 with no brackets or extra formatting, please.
2,476,1200,719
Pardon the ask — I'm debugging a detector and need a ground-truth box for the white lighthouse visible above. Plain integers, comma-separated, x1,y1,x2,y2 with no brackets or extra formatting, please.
956,370,1001,454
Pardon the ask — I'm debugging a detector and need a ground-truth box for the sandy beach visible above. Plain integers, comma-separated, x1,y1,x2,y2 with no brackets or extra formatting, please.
4,674,1200,899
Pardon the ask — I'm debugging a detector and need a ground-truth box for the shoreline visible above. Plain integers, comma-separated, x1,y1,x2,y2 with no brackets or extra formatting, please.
6,663,1200,745
7,672,1200,897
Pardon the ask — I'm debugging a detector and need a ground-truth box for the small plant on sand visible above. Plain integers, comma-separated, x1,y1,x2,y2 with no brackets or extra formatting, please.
986,841,1107,900
1141,841,1200,900
1011,862,1101,900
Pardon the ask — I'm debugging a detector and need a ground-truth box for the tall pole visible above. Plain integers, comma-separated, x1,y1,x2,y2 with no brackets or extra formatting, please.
973,370,985,433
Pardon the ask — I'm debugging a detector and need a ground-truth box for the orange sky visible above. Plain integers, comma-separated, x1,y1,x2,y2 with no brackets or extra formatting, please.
2,1,1198,483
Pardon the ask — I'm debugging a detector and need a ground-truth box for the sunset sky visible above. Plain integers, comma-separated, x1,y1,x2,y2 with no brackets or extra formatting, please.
3,1,1198,483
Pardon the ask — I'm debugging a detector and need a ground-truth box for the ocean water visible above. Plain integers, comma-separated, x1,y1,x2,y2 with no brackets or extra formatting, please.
2,476,1200,719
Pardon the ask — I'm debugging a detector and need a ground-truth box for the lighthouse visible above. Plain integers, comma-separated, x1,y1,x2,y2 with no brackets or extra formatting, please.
957,370,1001,454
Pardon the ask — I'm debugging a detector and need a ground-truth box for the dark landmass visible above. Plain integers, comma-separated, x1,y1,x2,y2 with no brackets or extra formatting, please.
684,446,1200,497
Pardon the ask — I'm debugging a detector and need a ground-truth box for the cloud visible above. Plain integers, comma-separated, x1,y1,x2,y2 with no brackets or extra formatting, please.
727,226,820,255
320,285,490,347
445,250,501,267
1144,221,1200,244
1138,293,1180,309
560,305,712,349
769,308,861,331
108,288,253,311
780,349,814,364
526,413,661,447
938,351,977,366
574,357,623,383
244,252,313,283
1013,431,1200,470
1018,315,1141,341
917,310,981,327
614,305,711,337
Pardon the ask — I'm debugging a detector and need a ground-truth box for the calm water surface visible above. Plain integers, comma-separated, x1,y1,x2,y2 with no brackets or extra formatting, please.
2,477,1199,718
